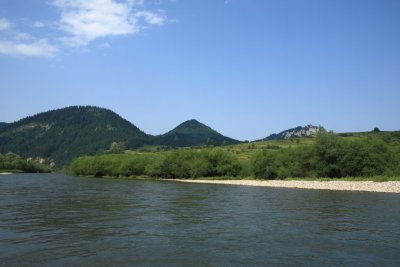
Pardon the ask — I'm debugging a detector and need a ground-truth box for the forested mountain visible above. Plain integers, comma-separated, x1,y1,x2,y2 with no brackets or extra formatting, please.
261,124,325,140
0,106,150,166
0,107,241,166
155,119,240,147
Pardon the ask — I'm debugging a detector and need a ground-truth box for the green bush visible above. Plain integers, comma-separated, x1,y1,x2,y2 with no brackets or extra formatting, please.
250,133,399,179
69,133,400,180
251,150,279,179
0,152,50,173
119,156,147,177
314,134,343,177
69,148,243,179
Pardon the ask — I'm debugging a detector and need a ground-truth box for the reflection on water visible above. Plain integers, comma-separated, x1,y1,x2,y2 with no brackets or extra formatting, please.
1,174,400,266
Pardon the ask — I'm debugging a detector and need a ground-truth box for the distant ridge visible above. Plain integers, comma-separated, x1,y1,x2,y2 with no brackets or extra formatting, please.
261,124,325,141
155,119,240,147
0,106,150,166
0,107,240,165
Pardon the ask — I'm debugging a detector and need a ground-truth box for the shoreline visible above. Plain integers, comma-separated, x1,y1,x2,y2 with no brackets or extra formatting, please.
0,172,13,175
172,179,400,194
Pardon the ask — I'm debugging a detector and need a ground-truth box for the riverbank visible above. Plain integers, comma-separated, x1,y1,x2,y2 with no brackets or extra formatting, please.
172,179,400,193
0,172,13,175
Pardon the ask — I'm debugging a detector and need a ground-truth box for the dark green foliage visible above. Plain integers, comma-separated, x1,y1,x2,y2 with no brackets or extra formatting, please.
251,146,316,179
339,139,389,177
205,149,242,177
159,150,200,178
314,134,392,178
0,108,241,167
4,105,399,179
159,149,241,178
251,150,279,179
119,156,148,177
70,148,242,179
0,106,150,166
69,155,126,177
154,119,240,147
251,133,399,179
0,152,50,173
314,134,343,177
69,132,400,180
388,145,400,176
0,122,7,129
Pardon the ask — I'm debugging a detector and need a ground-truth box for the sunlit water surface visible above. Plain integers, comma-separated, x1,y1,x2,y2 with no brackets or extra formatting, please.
1,174,399,266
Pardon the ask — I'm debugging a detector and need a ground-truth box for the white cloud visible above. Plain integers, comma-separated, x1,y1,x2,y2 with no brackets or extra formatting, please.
52,0,164,47
33,21,46,28
0,39,58,57
135,11,164,25
14,32,32,41
0,18,11,30
0,1,166,57
0,18,56,57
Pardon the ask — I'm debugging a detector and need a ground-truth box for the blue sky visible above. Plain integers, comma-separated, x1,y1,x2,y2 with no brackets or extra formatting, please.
0,0,399,140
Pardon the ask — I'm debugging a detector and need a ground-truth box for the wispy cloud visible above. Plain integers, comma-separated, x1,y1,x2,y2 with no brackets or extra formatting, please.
33,21,46,28
0,17,57,57
52,0,165,46
14,32,32,41
0,39,58,57
135,11,165,25
0,0,166,57
0,18,11,31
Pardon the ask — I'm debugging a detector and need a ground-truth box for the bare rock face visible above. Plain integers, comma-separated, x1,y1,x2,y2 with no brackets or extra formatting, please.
262,125,325,140
281,125,324,139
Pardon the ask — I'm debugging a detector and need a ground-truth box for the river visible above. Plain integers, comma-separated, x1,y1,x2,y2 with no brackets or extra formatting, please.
1,174,399,266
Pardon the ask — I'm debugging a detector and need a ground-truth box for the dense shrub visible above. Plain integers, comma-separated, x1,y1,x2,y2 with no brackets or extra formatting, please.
314,134,344,177
251,146,316,179
203,149,241,177
155,149,242,178
0,152,50,173
251,150,278,179
251,133,398,179
339,140,389,177
70,149,242,179
69,133,400,180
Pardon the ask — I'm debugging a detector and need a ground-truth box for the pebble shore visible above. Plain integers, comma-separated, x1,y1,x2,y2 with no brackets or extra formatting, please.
173,179,400,194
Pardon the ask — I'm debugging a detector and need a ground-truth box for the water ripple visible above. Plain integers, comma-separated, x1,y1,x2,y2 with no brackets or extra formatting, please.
1,174,400,266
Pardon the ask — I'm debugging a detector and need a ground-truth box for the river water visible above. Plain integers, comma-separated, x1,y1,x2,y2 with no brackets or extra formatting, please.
0,174,399,266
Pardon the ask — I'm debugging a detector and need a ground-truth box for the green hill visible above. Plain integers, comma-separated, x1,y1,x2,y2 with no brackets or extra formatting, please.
0,108,241,166
155,119,240,147
0,106,150,166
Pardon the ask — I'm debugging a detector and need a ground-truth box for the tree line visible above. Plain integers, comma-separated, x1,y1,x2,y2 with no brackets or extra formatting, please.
252,134,400,179
0,153,50,173
69,133,400,179
69,149,243,178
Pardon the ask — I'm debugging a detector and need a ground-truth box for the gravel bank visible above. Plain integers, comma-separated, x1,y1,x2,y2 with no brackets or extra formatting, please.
173,179,400,194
